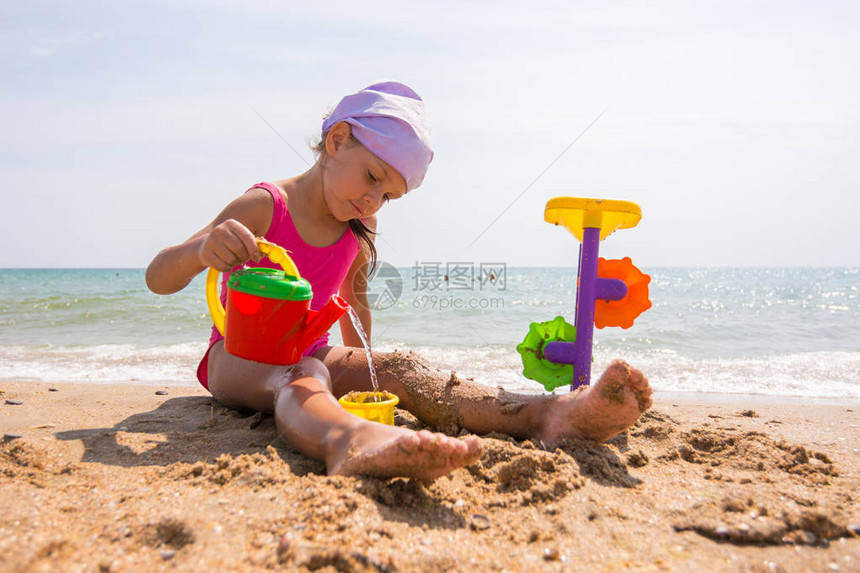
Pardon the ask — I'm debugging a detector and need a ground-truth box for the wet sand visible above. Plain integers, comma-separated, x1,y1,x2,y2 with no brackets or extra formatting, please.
1,381,858,572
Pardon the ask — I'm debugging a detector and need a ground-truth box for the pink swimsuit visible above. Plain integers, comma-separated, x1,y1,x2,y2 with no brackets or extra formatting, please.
196,182,360,389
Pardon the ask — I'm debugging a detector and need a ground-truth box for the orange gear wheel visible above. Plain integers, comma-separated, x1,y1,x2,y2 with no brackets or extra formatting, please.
594,257,651,329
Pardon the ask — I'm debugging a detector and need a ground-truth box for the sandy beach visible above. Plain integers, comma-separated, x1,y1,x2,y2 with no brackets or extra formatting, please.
1,381,858,572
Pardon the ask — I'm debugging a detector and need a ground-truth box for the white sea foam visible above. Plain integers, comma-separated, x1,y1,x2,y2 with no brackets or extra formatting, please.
373,343,860,399
0,342,206,386
600,349,860,399
2,340,858,399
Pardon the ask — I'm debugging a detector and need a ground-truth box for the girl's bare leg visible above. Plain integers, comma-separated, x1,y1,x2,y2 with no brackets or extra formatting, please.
206,342,482,479
315,347,652,445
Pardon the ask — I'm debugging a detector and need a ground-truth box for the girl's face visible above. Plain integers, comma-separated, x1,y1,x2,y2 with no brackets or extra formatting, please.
322,125,408,222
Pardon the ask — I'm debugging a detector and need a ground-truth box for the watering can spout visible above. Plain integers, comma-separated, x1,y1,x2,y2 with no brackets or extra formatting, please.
299,295,350,351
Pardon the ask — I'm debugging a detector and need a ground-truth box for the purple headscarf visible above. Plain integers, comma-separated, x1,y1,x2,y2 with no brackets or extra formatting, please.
322,81,434,191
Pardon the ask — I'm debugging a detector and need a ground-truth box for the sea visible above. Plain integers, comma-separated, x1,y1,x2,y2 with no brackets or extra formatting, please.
1,267,858,399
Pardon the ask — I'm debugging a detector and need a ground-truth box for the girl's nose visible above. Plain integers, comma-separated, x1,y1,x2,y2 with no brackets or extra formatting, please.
364,188,384,211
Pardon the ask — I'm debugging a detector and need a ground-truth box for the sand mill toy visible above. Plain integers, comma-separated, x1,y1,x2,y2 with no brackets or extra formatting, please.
516,198,652,391
206,239,399,423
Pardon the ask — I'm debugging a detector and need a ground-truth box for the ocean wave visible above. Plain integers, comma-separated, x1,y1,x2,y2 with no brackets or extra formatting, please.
1,340,857,399
374,343,860,399
0,342,207,386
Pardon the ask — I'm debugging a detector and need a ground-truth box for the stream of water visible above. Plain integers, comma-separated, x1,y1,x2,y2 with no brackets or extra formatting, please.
346,306,381,401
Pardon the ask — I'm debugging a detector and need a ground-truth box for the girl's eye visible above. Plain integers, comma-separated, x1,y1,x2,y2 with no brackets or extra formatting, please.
382,194,391,203
367,170,378,183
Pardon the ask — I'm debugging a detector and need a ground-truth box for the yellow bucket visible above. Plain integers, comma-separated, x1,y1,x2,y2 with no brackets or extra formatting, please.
338,391,399,425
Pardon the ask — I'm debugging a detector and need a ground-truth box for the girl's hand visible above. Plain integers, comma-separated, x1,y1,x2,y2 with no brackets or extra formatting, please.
198,219,262,271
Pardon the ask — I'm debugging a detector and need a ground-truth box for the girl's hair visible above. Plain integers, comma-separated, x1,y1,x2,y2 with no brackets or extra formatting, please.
311,130,378,276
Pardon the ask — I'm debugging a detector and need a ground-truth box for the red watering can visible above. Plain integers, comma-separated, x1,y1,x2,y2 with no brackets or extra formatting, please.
206,239,349,365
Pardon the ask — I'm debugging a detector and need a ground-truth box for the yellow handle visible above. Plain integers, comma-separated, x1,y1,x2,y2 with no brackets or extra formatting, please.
256,239,301,278
205,238,301,335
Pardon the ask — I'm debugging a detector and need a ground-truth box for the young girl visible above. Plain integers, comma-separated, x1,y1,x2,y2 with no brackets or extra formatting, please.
146,81,652,481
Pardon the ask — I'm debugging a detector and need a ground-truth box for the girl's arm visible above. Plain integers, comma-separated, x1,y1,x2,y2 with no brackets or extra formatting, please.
145,188,274,295
338,216,376,347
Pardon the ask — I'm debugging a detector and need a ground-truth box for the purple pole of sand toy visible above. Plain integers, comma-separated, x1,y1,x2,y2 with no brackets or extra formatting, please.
572,226,601,389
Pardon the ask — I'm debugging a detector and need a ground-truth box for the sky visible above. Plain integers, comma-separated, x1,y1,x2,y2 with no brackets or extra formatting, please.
1,0,858,269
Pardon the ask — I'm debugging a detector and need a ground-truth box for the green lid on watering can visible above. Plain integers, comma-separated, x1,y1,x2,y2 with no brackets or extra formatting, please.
227,268,313,301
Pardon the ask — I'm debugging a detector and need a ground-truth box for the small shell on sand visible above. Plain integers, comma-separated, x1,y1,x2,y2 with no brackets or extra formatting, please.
470,514,491,530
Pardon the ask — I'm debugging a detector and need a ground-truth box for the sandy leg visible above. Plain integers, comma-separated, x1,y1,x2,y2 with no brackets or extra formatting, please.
328,425,483,480
318,347,651,447
536,359,652,445
208,346,482,481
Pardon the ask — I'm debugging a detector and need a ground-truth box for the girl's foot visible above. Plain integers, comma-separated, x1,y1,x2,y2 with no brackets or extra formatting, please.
328,425,483,481
536,359,652,446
